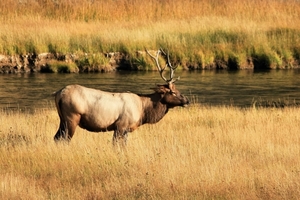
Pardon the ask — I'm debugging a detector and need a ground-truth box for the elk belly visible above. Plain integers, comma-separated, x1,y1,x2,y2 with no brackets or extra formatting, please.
78,113,118,132
78,95,123,132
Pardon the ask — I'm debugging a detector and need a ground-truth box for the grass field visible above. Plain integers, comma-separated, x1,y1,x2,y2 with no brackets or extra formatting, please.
1,105,300,199
1,0,300,69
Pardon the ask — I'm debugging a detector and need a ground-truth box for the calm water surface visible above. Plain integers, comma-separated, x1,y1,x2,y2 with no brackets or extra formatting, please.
1,70,300,110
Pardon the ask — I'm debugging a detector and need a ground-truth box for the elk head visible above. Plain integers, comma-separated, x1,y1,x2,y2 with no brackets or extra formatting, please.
146,48,189,108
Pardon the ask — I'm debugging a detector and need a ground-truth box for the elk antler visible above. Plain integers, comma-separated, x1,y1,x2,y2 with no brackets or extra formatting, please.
145,48,180,84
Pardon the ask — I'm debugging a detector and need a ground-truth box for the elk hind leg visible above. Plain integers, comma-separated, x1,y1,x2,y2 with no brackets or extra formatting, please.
54,119,69,141
113,129,128,147
54,114,80,142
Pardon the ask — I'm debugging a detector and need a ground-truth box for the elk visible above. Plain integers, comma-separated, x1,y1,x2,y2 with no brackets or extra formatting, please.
53,48,189,145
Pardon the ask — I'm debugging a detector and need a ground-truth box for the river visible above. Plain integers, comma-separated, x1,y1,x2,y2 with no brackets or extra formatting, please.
1,70,300,111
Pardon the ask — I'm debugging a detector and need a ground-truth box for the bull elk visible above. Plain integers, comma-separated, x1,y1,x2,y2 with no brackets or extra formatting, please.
53,48,189,145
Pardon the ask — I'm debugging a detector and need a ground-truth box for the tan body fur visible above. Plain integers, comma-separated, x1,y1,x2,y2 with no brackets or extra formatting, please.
53,84,189,145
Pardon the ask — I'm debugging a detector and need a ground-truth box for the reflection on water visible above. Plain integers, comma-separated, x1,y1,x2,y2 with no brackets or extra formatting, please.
1,70,300,110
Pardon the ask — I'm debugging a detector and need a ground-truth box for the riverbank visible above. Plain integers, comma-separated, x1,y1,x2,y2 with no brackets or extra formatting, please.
0,49,300,74
1,105,300,199
1,0,300,73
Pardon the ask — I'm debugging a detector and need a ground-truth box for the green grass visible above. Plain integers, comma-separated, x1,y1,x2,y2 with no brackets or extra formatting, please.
40,60,78,73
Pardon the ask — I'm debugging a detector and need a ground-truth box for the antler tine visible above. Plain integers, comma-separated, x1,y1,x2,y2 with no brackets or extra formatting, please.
145,49,168,82
159,48,180,83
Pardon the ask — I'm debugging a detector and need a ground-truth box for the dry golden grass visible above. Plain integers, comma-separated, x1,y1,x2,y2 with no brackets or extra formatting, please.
1,0,299,25
1,0,300,70
1,105,300,199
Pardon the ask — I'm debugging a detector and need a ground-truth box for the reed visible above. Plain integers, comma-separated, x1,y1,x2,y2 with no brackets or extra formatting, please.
1,0,300,70
1,105,300,199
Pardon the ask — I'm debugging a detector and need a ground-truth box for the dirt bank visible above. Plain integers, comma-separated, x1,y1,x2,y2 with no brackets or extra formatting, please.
0,51,299,73
0,52,133,73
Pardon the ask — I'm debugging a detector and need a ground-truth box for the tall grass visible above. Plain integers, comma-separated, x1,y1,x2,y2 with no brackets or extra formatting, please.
1,105,300,199
0,0,300,69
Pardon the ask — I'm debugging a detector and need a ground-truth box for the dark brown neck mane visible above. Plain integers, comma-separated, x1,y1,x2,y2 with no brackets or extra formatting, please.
139,93,169,124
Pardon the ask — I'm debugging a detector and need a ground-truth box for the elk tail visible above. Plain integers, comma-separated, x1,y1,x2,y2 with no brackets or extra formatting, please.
51,90,58,96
